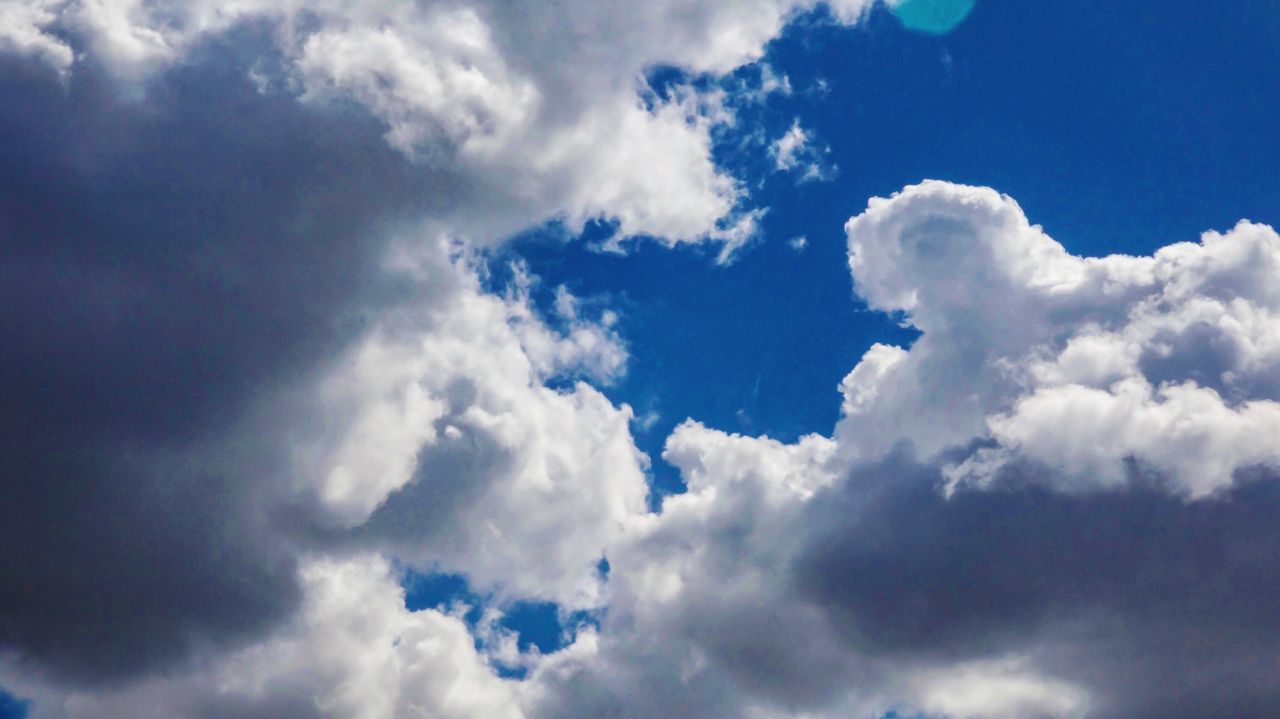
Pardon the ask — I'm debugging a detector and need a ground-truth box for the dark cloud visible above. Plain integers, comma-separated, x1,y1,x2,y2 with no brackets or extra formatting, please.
0,26,454,683
0,32,430,447
796,450,1280,718
353,377,515,549
1138,321,1244,399
0,445,298,683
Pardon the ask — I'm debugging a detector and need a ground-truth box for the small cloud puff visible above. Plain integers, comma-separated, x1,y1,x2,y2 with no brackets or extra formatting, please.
769,120,837,182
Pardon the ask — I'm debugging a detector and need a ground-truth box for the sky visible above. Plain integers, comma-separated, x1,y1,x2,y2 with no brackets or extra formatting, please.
1,1,1279,718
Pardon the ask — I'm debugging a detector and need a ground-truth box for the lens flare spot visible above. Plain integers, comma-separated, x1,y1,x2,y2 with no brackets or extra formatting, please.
888,0,976,35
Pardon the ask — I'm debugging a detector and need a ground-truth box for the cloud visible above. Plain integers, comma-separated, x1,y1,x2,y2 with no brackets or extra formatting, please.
769,119,835,181
838,180,1280,497
0,0,878,701
6,0,1278,717
794,447,1280,719
523,181,1280,719
0,0,70,70
329,290,649,607
0,28,645,684
527,422,866,719
1,0,877,245
0,40,407,682
1,73,1275,709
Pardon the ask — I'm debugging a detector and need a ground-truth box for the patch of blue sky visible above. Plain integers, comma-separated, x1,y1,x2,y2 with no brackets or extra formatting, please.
401,569,484,621
401,568,603,679
497,0,1280,505
0,689,29,719
502,223,918,505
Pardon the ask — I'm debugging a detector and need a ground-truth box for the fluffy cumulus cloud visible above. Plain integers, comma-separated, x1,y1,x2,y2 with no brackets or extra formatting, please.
840,181,1280,496
515,182,1280,719
4,1,1280,718
0,0,876,244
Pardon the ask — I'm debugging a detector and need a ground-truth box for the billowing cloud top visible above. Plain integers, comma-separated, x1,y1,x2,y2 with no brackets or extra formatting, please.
1,0,874,243
2,2,1280,719
842,181,1280,496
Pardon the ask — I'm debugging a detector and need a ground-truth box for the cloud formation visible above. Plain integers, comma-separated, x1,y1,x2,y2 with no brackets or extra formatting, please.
840,181,1280,497
3,2,1280,718
522,182,1280,719
0,0,871,701
2,0,878,244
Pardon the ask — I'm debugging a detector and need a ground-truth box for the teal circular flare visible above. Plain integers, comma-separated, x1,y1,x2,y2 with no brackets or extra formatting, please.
888,0,976,35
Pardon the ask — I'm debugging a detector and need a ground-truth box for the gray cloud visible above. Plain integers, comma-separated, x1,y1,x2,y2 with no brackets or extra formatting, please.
0,27,437,681
797,449,1280,718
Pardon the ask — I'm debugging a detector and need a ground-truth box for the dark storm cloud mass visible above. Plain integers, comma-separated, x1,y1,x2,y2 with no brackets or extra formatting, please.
0,26,451,682
796,449,1280,718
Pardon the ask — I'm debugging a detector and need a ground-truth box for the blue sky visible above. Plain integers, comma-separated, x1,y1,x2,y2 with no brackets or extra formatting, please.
0,690,29,719
3,1,1280,717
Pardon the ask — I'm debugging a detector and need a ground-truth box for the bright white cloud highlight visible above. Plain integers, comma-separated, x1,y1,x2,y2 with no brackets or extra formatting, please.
0,0,876,248
839,180,1280,495
0,0,71,69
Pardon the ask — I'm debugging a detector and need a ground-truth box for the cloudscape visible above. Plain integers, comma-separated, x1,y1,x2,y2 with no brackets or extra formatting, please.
2,1,1279,717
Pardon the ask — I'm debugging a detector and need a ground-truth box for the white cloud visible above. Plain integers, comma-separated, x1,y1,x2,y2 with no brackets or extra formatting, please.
759,62,793,97
520,180,1280,719
258,181,1280,718
272,235,646,607
838,180,1280,495
0,0,72,70
909,659,1090,719
3,0,876,248
771,122,808,170
769,119,835,181
524,418,1094,719
524,422,866,719
958,376,1280,495
294,7,539,160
